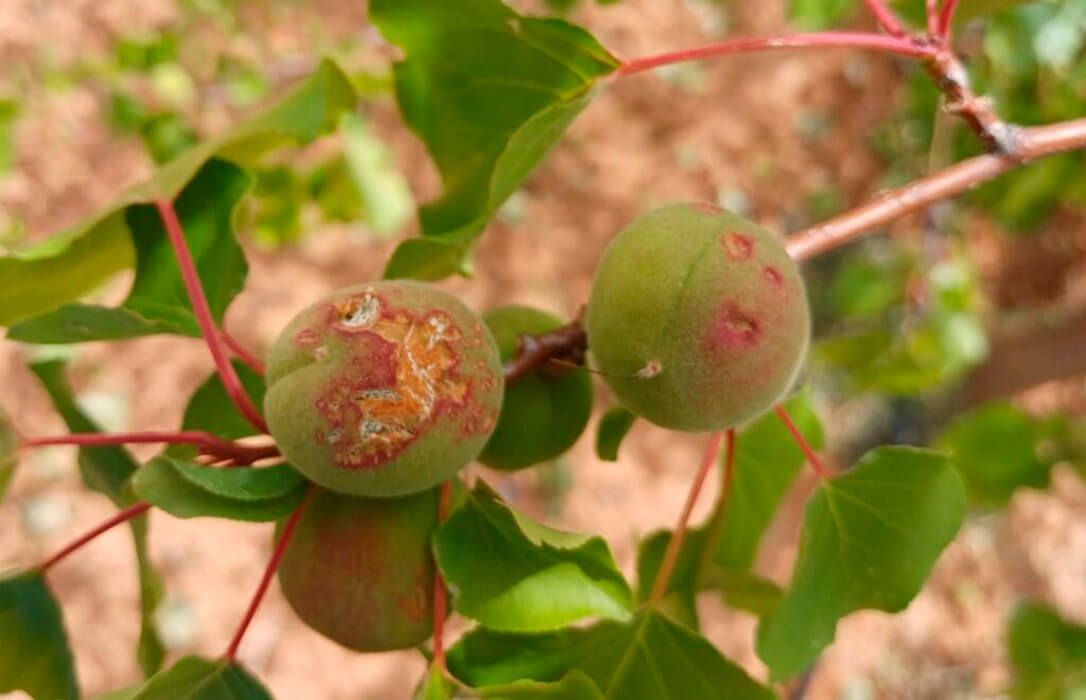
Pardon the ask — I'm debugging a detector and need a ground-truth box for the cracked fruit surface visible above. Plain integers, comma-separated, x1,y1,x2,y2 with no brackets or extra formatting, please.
276,485,445,652
478,306,594,471
264,281,503,497
586,203,810,432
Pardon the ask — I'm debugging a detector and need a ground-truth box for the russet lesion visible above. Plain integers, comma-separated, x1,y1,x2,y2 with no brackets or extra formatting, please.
314,289,473,468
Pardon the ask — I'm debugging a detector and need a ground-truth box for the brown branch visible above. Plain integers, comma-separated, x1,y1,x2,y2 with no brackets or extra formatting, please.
922,47,1022,153
786,116,1086,262
502,311,588,384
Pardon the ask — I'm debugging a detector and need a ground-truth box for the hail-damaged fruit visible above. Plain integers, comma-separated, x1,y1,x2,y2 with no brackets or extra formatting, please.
478,305,594,471
586,203,810,432
276,485,451,652
264,281,503,497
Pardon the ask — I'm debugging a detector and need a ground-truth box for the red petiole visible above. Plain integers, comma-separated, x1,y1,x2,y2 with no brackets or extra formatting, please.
38,501,152,572
860,0,908,38
22,431,279,466
431,479,453,673
222,331,266,377
774,405,831,479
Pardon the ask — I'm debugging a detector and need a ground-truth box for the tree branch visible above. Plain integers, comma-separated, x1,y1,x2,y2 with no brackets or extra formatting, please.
786,117,1086,262
922,48,1021,153
502,312,587,384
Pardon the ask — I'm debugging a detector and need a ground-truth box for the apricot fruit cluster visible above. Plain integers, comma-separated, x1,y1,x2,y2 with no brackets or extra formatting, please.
264,281,503,498
586,203,810,431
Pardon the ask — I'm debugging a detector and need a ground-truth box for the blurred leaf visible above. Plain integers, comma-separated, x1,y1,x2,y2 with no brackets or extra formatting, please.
447,610,777,699
757,447,965,680
9,160,251,342
701,567,783,617
0,407,17,503
415,666,457,700
939,403,1055,505
0,98,19,177
789,0,856,30
433,482,632,632
479,671,606,699
28,360,166,676
596,407,635,462
370,0,618,279
98,655,272,700
340,112,414,236
0,59,354,327
133,458,306,522
1007,601,1086,700
714,394,824,570
0,572,79,700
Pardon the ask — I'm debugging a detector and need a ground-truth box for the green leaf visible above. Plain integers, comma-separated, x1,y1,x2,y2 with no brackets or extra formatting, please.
132,457,307,522
596,407,635,462
168,362,266,459
9,159,252,342
28,360,166,676
448,609,777,699
789,0,856,30
938,403,1054,506
714,394,824,570
98,655,272,700
415,666,457,700
370,0,618,279
756,446,965,680
0,406,18,503
432,482,632,632
1007,601,1086,700
479,671,606,699
0,59,354,327
339,112,414,236
0,572,80,700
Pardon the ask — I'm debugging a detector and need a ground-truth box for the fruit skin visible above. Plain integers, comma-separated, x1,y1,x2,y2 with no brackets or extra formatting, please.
477,306,594,471
586,203,810,432
264,281,503,497
276,485,446,652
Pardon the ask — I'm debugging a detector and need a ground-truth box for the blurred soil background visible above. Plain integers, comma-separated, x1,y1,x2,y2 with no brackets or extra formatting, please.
1,0,1084,698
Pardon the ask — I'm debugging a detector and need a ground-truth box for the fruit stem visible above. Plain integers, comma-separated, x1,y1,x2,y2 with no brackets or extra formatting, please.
431,479,453,674
860,0,907,38
38,501,152,572
154,199,267,434
222,331,266,376
616,32,935,76
937,0,961,38
22,431,279,465
503,313,587,384
773,405,831,479
648,431,725,606
224,485,315,661
695,429,737,580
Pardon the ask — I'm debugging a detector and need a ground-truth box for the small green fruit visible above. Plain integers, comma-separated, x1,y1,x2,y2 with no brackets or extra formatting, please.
276,486,445,652
586,203,810,432
477,306,594,471
264,281,503,497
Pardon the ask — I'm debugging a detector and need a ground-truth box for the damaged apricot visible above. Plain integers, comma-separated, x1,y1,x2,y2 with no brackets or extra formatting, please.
264,281,503,497
276,485,449,652
478,306,594,471
585,203,810,432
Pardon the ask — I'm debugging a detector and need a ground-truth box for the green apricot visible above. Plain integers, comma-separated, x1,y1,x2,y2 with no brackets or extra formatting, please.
276,485,445,652
586,203,810,432
264,281,503,498
477,306,594,471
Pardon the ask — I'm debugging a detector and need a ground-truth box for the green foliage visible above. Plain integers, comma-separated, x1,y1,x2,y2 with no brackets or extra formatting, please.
757,447,965,679
1007,601,1086,700
447,610,777,699
433,482,632,632
595,407,635,462
0,59,354,329
0,407,17,503
939,403,1060,505
132,458,307,522
28,360,166,675
370,0,619,279
93,656,272,700
169,362,266,460
0,572,80,700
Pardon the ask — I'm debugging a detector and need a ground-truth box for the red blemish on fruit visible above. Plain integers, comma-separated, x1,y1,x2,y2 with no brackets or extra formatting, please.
396,567,431,622
691,202,722,214
763,266,783,286
309,288,475,470
704,302,761,351
721,233,754,261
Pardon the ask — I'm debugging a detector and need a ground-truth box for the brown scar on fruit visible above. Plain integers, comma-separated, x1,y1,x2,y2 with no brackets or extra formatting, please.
705,303,761,351
636,359,663,379
305,288,475,469
721,233,754,261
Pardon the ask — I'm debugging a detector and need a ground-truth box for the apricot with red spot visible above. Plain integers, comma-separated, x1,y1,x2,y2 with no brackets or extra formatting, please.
477,306,594,471
276,485,452,652
585,203,810,431
264,281,503,497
